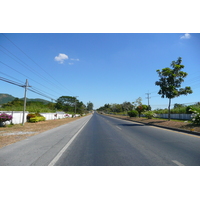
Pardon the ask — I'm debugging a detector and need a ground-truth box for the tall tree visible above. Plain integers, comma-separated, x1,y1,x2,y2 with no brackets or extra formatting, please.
56,96,76,112
87,101,94,111
155,57,192,120
122,101,133,114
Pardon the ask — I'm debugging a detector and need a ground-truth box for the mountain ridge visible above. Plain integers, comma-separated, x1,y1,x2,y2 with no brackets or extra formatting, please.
0,93,51,104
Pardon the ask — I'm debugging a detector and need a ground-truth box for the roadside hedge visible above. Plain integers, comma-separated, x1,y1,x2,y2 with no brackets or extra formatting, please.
27,113,46,123
29,116,46,123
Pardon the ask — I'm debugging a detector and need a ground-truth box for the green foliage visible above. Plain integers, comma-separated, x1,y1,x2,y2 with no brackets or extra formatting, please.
190,108,200,125
122,101,133,112
143,111,157,119
155,57,192,120
27,113,45,122
135,104,148,117
128,110,138,117
87,101,94,111
29,116,46,123
55,96,87,114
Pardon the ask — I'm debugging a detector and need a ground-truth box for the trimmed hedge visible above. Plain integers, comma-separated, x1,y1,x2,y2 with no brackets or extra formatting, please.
27,113,46,123
29,116,46,123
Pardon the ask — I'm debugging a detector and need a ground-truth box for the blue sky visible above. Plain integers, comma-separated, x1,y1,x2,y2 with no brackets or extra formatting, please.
0,33,199,109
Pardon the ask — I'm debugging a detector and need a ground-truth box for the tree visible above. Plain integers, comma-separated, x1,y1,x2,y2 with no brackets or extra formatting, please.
122,101,133,115
87,101,94,111
132,97,142,109
136,104,148,117
55,96,76,112
155,57,192,120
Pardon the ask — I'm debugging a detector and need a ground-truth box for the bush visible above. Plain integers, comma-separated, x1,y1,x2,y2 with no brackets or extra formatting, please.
190,108,200,125
144,111,157,119
27,113,36,121
29,116,46,123
0,113,13,122
128,110,138,117
186,106,194,114
27,113,45,123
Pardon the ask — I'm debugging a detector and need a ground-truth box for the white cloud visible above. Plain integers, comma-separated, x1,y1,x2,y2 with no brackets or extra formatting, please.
68,63,74,65
180,33,191,39
71,58,80,61
54,53,68,64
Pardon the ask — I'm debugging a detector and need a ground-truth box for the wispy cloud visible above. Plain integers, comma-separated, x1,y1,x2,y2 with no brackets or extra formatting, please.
180,33,191,39
70,58,80,61
68,63,74,65
54,53,68,64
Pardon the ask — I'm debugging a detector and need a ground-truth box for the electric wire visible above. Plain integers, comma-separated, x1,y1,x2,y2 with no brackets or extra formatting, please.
0,47,67,97
1,33,77,96
0,61,63,97
0,70,58,100
0,76,56,101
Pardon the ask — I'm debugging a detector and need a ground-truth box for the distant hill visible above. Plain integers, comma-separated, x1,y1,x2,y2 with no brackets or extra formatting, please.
0,94,15,104
0,93,51,105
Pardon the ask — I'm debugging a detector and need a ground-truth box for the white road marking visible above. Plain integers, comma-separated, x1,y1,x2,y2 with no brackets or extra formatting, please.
172,160,185,166
116,126,122,130
48,117,91,166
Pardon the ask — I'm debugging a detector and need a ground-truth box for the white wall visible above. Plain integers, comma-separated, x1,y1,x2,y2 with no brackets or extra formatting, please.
1,111,78,125
1,111,29,125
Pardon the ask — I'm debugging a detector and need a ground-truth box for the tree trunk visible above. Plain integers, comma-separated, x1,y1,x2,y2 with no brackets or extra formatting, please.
168,98,171,121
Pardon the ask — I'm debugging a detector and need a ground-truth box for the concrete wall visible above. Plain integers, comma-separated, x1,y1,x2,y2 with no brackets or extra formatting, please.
1,111,80,125
0,111,29,125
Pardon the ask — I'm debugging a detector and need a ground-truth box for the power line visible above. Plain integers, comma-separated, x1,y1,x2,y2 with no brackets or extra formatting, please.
1,33,77,96
0,61,62,97
0,76,56,101
0,45,72,94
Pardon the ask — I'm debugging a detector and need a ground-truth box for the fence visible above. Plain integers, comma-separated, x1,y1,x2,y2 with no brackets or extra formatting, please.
0,111,78,125
156,113,192,120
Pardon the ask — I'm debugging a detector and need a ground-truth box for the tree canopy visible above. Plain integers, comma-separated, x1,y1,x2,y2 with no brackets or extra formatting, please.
155,57,192,120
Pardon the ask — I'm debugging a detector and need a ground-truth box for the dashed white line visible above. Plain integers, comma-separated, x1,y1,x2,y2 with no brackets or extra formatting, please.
172,160,185,166
116,126,122,130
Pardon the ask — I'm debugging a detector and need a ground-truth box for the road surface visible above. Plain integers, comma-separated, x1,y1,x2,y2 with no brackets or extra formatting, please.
0,113,199,166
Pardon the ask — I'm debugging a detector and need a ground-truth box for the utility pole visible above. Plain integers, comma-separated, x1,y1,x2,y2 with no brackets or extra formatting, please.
74,96,79,117
22,79,30,125
145,92,151,110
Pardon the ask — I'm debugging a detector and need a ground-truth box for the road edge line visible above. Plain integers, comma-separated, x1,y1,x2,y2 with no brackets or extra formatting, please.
48,115,92,166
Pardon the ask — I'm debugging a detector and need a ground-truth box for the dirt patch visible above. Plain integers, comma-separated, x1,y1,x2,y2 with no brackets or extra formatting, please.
107,115,200,133
0,116,88,149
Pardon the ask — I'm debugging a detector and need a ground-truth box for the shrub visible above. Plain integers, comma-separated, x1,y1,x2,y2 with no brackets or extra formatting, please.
0,113,13,122
27,113,36,121
128,110,138,117
29,116,46,123
144,111,157,119
190,109,200,125
27,113,45,123
186,106,194,114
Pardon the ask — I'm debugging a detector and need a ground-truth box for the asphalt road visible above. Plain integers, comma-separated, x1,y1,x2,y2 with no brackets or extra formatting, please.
0,113,199,166
55,113,200,166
